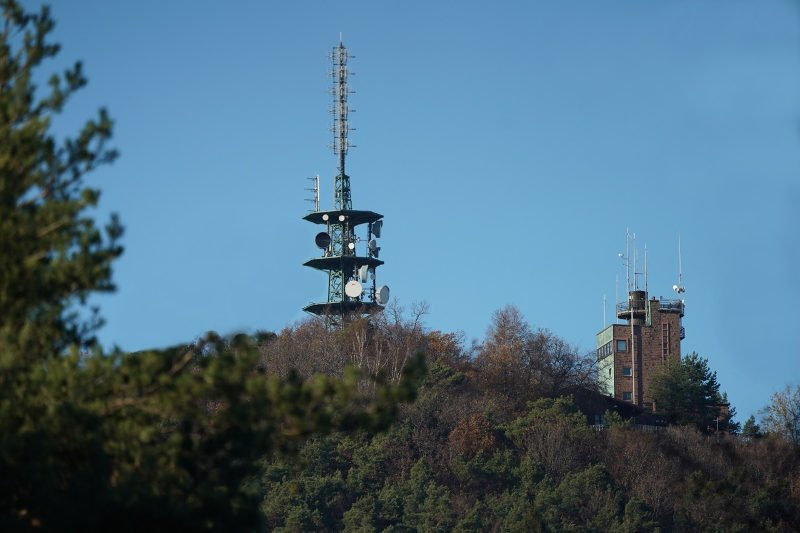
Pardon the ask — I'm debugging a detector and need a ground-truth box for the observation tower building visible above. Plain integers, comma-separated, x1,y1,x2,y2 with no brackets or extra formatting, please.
596,233,686,411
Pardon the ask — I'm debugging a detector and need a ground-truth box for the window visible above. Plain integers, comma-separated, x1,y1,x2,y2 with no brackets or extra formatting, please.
623,392,632,401
616,339,627,352
622,367,632,377
597,341,612,359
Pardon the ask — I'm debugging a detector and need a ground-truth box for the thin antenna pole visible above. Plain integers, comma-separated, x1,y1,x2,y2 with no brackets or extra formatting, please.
644,243,648,295
626,228,630,292
633,232,637,291
615,274,619,323
678,233,683,286
603,294,607,327
631,306,637,406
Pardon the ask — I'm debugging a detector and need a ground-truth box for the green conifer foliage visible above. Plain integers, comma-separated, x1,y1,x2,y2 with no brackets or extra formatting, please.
0,3,425,528
0,1,122,360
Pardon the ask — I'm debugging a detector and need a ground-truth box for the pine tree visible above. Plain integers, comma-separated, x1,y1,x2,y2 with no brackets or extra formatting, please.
0,2,424,528
0,0,122,361
650,352,734,432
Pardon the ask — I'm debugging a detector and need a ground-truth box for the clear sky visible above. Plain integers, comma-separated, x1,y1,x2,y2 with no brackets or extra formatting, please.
41,0,800,420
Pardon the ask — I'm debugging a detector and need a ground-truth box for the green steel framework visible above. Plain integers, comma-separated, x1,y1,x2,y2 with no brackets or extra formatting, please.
302,42,385,323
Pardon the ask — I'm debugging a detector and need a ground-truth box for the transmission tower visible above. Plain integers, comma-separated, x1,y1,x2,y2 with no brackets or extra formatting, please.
302,40,389,325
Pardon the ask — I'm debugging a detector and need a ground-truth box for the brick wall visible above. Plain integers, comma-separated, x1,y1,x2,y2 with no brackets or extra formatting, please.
608,300,682,411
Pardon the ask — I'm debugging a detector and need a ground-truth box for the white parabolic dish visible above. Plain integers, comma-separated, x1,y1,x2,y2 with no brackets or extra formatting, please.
345,280,363,298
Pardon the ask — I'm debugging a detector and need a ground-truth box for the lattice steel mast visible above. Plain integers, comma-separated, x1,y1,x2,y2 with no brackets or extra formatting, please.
327,41,353,306
301,40,389,324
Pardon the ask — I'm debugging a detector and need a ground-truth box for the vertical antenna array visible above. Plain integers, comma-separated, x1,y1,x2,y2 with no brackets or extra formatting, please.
305,175,320,212
331,41,353,211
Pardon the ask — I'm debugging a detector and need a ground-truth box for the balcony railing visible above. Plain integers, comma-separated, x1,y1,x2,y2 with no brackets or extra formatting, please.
616,299,684,316
658,299,684,313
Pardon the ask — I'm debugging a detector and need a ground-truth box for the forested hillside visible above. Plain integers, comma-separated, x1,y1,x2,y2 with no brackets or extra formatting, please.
1,1,798,530
254,306,800,532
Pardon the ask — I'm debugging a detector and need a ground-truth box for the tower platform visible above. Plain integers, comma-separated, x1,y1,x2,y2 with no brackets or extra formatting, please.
303,300,384,316
303,255,383,271
303,209,383,227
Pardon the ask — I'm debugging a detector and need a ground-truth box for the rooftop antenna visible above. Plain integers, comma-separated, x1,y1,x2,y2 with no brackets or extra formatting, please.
603,294,607,327
644,243,648,295
632,232,638,290
625,228,631,292
673,233,686,295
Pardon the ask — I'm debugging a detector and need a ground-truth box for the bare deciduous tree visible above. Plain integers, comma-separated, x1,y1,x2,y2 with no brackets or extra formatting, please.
761,384,800,447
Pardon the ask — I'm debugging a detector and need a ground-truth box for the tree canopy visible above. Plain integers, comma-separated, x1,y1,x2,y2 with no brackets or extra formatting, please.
761,384,800,447
649,352,737,433
0,2,423,529
1,2,797,530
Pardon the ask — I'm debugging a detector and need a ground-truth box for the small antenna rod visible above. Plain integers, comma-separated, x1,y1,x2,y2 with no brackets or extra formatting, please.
678,233,683,286
644,243,648,295
625,228,630,292
633,232,637,291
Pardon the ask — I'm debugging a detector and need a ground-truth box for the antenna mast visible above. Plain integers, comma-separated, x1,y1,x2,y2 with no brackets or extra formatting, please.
301,40,389,326
305,175,320,212
331,42,353,211
673,233,686,295
625,228,630,292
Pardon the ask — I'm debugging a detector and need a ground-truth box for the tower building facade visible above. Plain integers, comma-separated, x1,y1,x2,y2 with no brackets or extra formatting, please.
596,292,684,409
597,233,686,411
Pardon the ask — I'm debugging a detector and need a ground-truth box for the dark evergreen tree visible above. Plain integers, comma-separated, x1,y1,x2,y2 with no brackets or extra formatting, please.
742,415,763,439
650,352,735,432
0,2,424,529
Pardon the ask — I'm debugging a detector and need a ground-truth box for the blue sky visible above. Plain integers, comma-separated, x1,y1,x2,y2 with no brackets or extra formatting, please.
42,1,799,420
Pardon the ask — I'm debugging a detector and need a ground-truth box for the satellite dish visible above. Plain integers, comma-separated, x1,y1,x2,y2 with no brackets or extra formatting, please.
368,239,378,252
372,220,383,238
376,285,390,305
322,213,329,221
338,214,346,222
345,280,363,298
348,242,355,251
315,232,331,249
358,265,369,283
